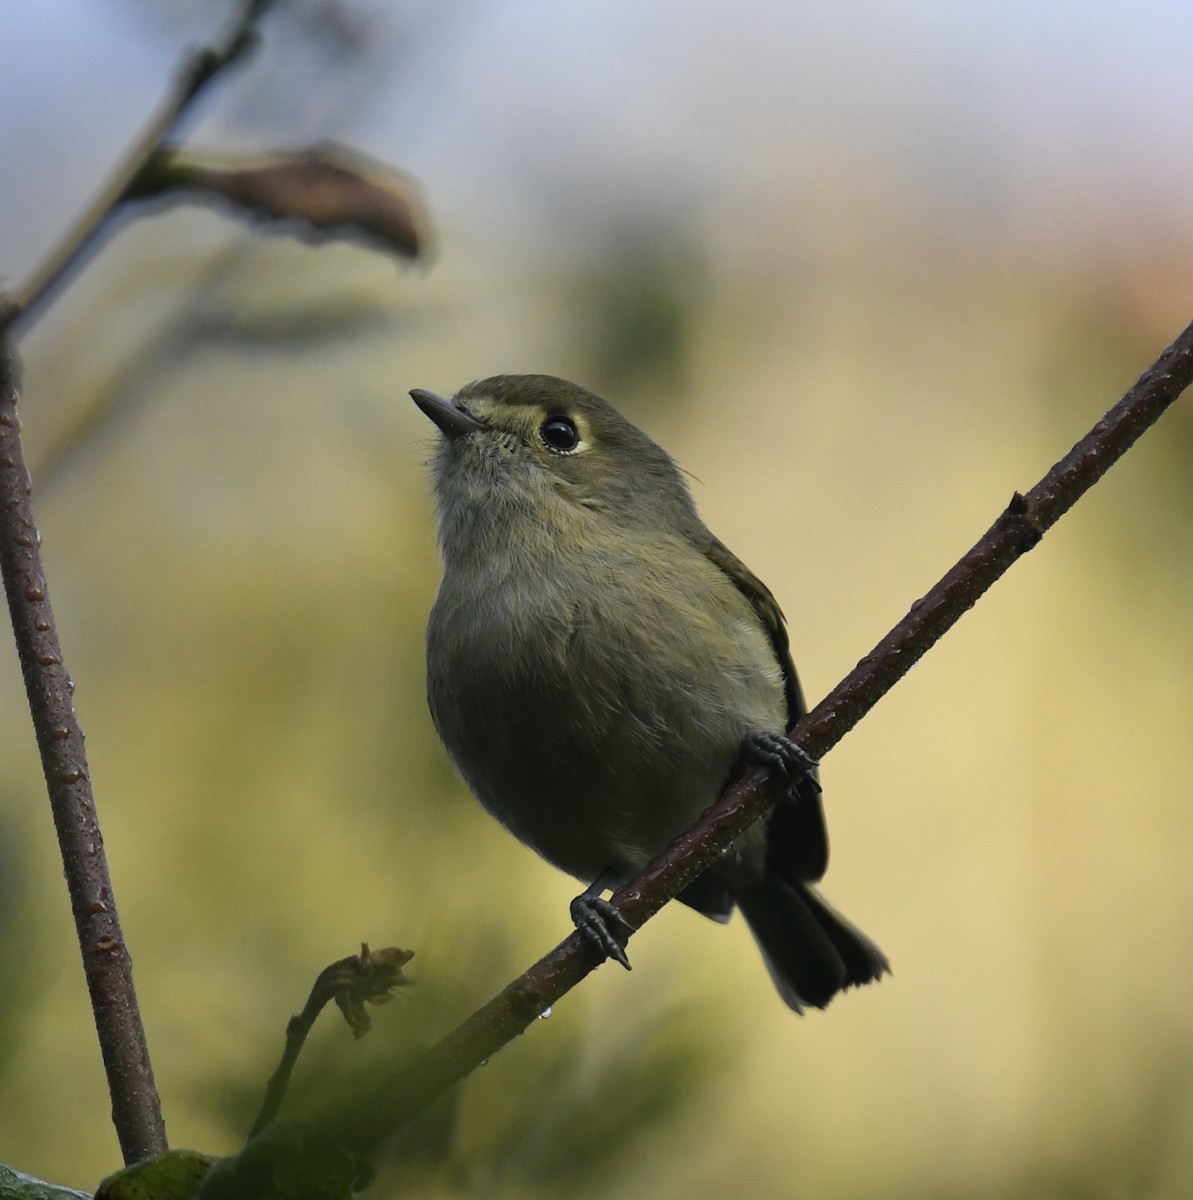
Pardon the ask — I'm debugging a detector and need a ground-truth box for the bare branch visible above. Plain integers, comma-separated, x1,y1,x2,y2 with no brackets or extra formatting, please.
0,338,166,1162
3,0,275,335
330,318,1193,1154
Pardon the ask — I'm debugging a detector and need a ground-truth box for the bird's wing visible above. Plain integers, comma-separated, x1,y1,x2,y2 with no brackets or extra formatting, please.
702,535,803,722
701,533,830,882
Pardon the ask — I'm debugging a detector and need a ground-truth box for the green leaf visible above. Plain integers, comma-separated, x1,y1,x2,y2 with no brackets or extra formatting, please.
0,1163,92,1200
95,1151,217,1200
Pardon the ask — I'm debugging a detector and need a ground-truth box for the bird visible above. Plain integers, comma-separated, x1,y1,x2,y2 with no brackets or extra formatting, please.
412,374,888,1011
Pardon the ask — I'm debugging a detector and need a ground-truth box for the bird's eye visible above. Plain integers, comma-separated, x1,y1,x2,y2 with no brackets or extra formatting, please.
540,415,580,453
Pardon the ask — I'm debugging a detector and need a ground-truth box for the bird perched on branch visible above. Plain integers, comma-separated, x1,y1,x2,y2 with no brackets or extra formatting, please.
412,374,887,1011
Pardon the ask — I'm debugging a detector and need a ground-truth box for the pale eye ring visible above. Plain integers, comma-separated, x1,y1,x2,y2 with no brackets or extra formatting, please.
540,415,580,453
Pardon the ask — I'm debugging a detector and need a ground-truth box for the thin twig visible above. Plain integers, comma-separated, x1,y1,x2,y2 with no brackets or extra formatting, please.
331,318,1193,1154
247,945,414,1143
2,0,274,336
0,339,166,1163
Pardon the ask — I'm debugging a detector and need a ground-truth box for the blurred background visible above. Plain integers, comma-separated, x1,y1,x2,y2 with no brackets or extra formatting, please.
3,1,1193,1195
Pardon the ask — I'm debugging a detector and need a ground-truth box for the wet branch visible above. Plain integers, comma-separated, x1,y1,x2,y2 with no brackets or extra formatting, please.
330,317,1193,1154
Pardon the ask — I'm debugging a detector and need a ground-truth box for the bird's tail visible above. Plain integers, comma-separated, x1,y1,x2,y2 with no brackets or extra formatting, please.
736,878,889,1012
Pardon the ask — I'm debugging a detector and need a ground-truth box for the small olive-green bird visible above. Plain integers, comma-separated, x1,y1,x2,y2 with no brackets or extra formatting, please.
412,374,887,1011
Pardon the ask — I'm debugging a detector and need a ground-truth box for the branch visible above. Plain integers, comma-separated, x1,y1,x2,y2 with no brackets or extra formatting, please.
2,0,274,335
0,339,166,1162
330,318,1193,1155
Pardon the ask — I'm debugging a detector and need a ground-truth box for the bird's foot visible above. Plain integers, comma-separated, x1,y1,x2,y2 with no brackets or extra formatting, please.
570,882,632,970
743,731,821,797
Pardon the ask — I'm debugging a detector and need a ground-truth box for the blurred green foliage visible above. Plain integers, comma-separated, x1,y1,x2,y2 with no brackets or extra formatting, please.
562,220,707,406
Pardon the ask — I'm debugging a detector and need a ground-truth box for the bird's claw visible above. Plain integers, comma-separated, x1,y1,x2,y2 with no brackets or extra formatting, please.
570,893,633,969
744,731,822,796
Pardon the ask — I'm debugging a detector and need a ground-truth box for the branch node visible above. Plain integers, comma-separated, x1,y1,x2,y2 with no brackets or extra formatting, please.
1005,490,1044,550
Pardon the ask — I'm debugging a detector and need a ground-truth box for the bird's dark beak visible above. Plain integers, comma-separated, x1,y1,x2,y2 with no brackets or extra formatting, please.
410,388,487,438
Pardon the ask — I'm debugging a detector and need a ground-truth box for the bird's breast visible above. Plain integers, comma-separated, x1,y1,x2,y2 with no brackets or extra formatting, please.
426,523,784,881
